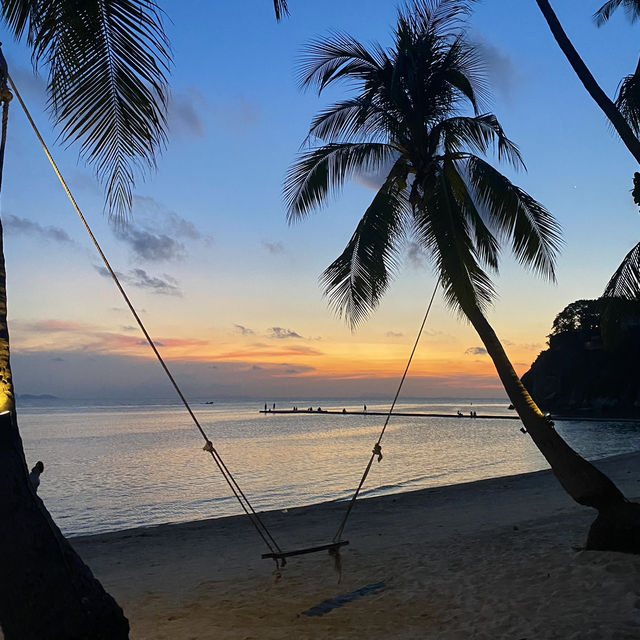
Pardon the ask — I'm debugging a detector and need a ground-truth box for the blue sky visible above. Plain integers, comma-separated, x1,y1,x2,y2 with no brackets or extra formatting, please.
1,0,639,400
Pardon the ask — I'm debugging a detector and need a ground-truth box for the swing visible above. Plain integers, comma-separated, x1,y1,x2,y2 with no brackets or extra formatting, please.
7,72,440,571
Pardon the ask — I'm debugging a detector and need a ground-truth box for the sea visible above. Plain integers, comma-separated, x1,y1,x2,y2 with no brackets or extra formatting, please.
16,397,640,538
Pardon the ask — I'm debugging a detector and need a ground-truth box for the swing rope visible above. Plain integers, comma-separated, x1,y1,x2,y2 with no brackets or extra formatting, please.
7,72,285,565
332,277,440,545
8,66,442,570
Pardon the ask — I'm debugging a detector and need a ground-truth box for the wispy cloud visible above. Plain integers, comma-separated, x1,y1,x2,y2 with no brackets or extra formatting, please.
113,196,208,263
262,241,284,255
5,215,75,245
385,331,404,338
128,269,182,296
95,265,182,296
219,345,323,359
168,87,207,140
28,320,89,332
113,226,184,262
268,327,302,339
465,346,488,356
406,241,427,269
472,36,522,103
234,324,255,336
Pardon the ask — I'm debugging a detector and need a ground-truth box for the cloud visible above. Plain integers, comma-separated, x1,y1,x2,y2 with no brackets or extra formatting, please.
219,345,323,359
406,241,427,269
234,324,255,336
113,196,209,263
168,87,207,139
385,331,404,338
268,327,302,339
5,215,75,245
112,226,184,262
10,351,323,400
29,320,89,332
128,269,182,296
465,346,488,356
138,339,165,347
472,36,522,102
133,197,203,240
95,265,182,296
262,241,284,255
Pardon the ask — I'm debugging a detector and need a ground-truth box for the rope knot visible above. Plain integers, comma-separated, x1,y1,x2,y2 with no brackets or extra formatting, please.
0,87,12,103
202,440,214,453
372,442,383,462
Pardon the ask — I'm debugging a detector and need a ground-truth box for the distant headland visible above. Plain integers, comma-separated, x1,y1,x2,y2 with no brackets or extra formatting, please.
523,299,640,417
17,394,61,402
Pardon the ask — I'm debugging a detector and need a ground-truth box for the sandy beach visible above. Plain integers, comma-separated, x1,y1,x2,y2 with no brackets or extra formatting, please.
69,453,640,639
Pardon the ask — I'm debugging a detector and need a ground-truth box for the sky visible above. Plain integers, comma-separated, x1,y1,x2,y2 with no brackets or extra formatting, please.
1,0,639,401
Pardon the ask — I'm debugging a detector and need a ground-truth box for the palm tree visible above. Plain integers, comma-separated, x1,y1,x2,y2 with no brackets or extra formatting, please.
595,0,640,24
285,0,638,552
274,0,289,20
535,0,640,164
0,1,171,637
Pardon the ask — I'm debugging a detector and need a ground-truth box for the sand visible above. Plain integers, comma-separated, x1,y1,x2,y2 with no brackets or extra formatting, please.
70,453,640,639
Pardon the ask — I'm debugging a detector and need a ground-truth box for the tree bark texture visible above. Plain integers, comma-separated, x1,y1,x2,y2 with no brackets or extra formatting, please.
0,218,129,638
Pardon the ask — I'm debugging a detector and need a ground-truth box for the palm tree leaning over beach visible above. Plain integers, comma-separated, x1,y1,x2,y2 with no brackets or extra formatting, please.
534,0,640,304
285,0,639,552
0,1,171,638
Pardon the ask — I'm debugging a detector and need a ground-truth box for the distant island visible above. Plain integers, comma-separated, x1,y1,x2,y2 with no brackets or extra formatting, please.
522,299,640,417
17,394,61,402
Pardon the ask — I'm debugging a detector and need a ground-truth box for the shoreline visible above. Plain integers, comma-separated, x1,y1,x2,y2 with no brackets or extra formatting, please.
70,452,640,639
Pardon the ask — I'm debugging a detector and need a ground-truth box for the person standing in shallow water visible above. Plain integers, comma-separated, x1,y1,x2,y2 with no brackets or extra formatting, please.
29,461,44,492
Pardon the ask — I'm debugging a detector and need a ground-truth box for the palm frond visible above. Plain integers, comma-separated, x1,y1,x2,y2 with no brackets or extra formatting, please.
273,0,289,20
603,241,640,299
412,168,496,313
2,0,171,221
439,36,489,112
616,68,640,135
434,114,525,168
465,156,562,281
398,0,474,41
0,0,37,40
297,32,387,93
306,96,390,145
321,160,410,327
284,142,395,220
594,0,640,25
444,157,500,272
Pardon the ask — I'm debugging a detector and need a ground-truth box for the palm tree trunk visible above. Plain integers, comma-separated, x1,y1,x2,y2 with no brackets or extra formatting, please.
0,218,129,639
535,0,640,165
461,298,626,509
457,297,640,552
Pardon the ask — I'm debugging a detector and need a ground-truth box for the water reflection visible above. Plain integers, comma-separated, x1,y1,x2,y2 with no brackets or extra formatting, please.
17,399,640,536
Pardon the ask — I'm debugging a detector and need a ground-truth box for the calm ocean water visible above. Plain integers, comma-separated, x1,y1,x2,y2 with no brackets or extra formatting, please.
16,398,640,537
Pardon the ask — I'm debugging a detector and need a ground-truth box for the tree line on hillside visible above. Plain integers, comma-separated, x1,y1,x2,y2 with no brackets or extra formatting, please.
523,298,640,415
